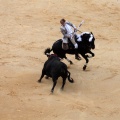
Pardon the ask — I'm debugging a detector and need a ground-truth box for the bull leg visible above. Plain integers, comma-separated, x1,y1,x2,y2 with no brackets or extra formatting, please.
38,70,45,82
51,79,57,93
61,78,66,90
81,53,89,71
38,73,44,83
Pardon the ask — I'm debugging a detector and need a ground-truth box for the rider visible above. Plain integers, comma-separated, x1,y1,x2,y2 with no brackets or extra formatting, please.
60,18,81,60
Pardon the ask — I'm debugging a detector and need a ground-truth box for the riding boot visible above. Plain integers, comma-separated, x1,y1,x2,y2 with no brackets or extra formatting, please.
75,49,81,60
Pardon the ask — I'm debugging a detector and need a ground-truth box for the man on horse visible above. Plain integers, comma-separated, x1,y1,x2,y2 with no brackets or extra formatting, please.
60,18,81,60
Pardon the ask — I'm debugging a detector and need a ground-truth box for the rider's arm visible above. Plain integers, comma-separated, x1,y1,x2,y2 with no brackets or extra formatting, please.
66,21,77,29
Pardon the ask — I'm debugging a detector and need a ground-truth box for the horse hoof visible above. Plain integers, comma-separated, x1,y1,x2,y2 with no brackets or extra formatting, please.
45,76,49,79
75,56,81,61
92,54,95,57
83,65,86,71
85,55,89,58
70,61,73,64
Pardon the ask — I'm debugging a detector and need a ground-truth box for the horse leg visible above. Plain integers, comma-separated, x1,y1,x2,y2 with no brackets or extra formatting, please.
65,56,73,64
87,50,95,58
81,53,89,70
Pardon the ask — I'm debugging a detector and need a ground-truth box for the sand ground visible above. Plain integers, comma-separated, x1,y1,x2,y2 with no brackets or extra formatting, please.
0,0,120,120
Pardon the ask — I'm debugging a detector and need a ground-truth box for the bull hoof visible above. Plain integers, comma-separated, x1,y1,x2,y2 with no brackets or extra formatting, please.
61,87,64,90
38,80,41,83
83,65,86,71
51,89,54,93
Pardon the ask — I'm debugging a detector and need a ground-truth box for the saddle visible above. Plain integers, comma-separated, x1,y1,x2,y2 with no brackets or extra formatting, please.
62,34,79,50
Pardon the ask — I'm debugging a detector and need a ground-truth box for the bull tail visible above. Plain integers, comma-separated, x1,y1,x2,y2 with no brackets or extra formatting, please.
67,70,74,83
44,48,53,56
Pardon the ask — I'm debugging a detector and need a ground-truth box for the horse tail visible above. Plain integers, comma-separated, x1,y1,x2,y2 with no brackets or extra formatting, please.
67,70,74,83
44,48,53,56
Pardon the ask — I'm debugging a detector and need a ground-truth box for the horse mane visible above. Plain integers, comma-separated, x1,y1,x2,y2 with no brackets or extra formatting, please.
91,32,93,35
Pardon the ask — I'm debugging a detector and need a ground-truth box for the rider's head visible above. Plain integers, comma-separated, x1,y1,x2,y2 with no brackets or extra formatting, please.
60,19,66,26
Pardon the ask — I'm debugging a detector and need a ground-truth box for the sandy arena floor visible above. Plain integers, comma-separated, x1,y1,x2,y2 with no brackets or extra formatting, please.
0,0,120,120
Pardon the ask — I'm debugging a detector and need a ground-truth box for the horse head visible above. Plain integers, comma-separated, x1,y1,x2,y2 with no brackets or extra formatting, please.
80,32,95,49
89,32,95,49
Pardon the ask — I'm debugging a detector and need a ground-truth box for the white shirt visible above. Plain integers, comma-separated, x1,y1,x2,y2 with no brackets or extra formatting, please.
64,23,74,34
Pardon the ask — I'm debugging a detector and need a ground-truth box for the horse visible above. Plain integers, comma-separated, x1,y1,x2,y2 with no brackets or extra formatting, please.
45,32,95,70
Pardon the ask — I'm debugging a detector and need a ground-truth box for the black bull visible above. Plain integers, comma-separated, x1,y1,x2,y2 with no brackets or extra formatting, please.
38,54,74,93
45,32,95,70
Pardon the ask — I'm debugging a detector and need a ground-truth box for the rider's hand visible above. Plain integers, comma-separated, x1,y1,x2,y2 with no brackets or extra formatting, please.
70,34,73,39
74,28,78,32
